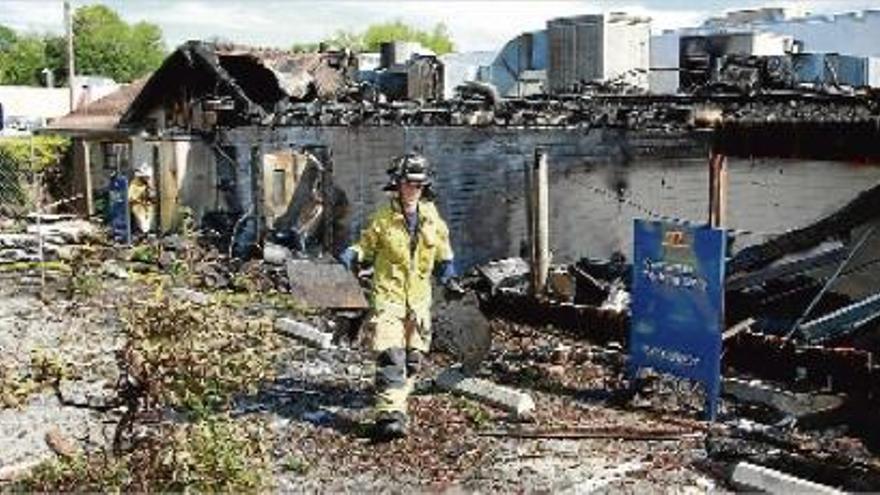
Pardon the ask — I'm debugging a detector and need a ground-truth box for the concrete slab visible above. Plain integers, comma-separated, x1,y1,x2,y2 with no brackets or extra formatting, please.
275,317,333,349
731,462,844,495
435,367,535,417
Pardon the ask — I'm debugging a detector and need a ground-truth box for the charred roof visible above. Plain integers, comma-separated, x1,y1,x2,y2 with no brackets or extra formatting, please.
119,40,356,127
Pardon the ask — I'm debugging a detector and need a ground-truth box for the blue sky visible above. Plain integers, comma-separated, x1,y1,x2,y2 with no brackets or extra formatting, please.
2,0,879,52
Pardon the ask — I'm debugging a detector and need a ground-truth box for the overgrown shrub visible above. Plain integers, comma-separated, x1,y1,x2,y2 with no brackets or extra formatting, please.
119,295,280,416
13,416,273,493
10,295,283,492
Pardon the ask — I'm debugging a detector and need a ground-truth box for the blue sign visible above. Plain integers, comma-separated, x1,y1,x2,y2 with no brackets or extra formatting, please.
108,175,131,244
628,219,725,420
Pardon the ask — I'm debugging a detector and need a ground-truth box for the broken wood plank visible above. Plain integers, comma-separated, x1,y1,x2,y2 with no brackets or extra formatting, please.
286,259,368,310
722,377,845,419
435,367,535,417
722,318,755,341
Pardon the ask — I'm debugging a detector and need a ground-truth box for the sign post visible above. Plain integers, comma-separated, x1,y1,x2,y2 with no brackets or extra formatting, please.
628,219,726,420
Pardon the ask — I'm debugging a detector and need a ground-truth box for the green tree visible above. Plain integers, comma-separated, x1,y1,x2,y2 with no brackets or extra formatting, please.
72,5,166,82
0,24,16,51
0,5,167,86
0,34,49,85
318,20,455,55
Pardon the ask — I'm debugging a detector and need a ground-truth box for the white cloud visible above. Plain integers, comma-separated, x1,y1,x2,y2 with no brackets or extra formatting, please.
0,1,65,35
1,0,878,51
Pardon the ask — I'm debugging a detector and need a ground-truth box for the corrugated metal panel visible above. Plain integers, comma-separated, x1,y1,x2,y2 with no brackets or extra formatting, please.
548,15,604,93
407,56,444,102
836,54,868,87
793,53,869,87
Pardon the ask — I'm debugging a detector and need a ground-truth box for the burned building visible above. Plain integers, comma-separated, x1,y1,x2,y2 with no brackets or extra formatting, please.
44,40,880,282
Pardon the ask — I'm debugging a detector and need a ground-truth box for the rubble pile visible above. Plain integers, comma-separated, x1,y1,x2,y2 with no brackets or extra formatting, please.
0,216,102,265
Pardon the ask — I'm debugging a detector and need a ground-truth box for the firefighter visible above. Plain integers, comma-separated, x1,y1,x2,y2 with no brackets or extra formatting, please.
339,152,462,440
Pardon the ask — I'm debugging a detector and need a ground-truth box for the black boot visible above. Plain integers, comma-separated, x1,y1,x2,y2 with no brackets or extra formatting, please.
373,411,407,441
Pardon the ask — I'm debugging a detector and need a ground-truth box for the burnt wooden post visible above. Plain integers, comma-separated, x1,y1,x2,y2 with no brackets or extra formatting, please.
305,145,334,256
708,150,727,228
82,140,94,217
530,147,550,296
251,145,264,244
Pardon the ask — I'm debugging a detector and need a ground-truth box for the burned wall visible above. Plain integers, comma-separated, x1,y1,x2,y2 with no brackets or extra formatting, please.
221,126,880,273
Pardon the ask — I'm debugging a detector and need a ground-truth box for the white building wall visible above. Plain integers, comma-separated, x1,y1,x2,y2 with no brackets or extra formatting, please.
868,57,880,88
603,15,650,89
724,10,880,58
649,30,680,94
0,87,70,121
750,32,793,55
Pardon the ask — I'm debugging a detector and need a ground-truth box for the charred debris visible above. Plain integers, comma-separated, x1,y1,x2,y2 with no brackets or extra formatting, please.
80,41,880,404
24,40,880,483
119,41,880,141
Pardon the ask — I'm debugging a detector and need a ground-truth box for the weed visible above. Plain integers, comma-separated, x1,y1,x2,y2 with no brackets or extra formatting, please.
281,454,311,475
455,397,493,429
129,245,158,264
13,416,273,493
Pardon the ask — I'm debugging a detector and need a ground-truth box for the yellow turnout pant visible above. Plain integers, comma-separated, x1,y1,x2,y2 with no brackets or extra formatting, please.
370,310,431,416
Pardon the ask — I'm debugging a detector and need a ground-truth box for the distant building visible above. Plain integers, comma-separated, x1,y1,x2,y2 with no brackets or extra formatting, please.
355,41,443,101
0,76,119,135
439,51,495,99
704,8,880,57
678,32,796,92
650,8,880,94
547,13,650,93
481,13,650,97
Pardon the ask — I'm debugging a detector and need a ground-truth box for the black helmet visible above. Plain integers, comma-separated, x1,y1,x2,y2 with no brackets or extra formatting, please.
383,152,433,192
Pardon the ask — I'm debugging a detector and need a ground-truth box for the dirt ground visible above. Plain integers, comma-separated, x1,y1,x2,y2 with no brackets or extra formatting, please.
1,237,878,492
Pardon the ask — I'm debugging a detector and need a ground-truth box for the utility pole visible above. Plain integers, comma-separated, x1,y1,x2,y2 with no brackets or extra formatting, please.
64,0,75,112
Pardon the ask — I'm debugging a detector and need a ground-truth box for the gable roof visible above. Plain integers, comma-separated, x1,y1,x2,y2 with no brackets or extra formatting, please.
45,78,148,137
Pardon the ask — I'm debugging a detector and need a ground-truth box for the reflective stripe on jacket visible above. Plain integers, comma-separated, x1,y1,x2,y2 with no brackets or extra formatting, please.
352,199,453,322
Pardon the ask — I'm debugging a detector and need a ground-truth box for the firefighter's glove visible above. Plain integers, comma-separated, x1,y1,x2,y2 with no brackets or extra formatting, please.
339,247,358,272
443,278,466,302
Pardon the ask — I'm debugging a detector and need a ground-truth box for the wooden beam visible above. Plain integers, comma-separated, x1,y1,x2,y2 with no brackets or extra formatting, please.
708,151,727,228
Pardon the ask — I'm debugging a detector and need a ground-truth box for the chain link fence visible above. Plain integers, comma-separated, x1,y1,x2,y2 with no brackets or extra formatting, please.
0,135,73,219
0,139,37,218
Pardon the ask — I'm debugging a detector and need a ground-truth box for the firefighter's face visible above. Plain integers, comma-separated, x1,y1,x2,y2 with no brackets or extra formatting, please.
399,180,423,210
